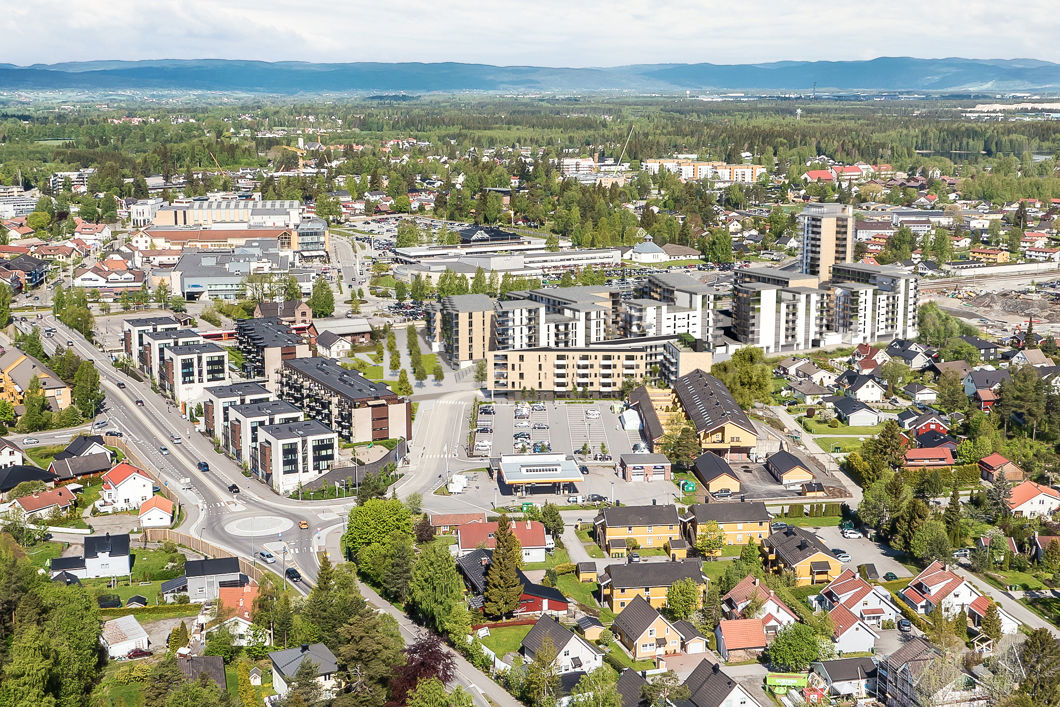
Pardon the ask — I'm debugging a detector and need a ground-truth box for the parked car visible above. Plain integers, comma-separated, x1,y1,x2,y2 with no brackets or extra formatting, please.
108,430,123,438
832,549,851,562
588,494,606,503
258,551,276,564
285,568,302,582
884,572,899,582
531,403,546,412
532,423,549,430
125,648,152,659
567,495,584,504
712,489,733,499
476,427,493,434
514,421,530,428
898,618,912,633
579,465,589,475
627,552,641,563
585,409,601,419
513,432,531,440
479,407,494,415
771,522,788,531
841,529,862,540
952,548,971,559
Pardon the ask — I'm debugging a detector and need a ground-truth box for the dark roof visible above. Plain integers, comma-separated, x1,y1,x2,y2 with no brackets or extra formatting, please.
51,570,82,586
686,501,770,525
269,643,338,679
692,453,737,483
522,616,580,655
97,596,122,609
673,620,706,642
576,616,604,632
766,450,810,476
598,504,679,528
126,595,148,606
813,656,878,683
85,533,130,559
960,335,999,352
316,330,344,349
966,369,1010,390
284,357,398,401
612,595,664,640
256,300,307,319
616,669,649,707
236,317,303,348
50,452,112,480
227,399,302,419
916,430,957,448
49,557,85,571
673,369,755,436
833,396,875,418
576,562,596,573
601,560,705,590
259,419,335,440
882,636,938,679
629,386,665,442
204,381,271,400
455,548,566,605
54,435,106,461
161,576,188,594
178,656,226,689
0,465,54,493
684,661,743,707
765,527,832,567
185,557,240,577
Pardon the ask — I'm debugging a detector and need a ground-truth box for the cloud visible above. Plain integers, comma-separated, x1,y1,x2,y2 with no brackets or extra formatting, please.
3,0,1059,66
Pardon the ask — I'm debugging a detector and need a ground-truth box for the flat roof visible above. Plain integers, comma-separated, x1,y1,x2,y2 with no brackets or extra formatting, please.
496,454,582,485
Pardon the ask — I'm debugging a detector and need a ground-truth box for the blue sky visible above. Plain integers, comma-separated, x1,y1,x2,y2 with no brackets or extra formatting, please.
4,0,1056,66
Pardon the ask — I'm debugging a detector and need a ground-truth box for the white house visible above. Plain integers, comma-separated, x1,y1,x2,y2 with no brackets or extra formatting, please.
10,486,76,520
100,615,149,659
899,561,1018,635
521,616,603,674
628,234,669,264
815,569,900,629
455,520,552,564
830,605,880,654
846,375,886,403
315,331,352,359
99,463,154,512
270,644,339,699
1006,480,1060,519
721,575,799,635
0,438,23,467
49,533,132,579
138,496,174,528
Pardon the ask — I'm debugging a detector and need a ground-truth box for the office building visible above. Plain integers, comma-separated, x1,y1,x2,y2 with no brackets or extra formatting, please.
801,203,854,276
227,399,303,464
161,343,230,409
280,357,411,443
254,420,338,494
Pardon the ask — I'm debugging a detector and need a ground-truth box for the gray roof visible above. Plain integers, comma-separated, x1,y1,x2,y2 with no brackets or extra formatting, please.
521,616,585,656
881,635,938,679
673,370,755,436
766,450,810,476
692,453,737,483
598,504,679,528
269,643,338,679
833,396,875,418
440,293,495,313
0,465,54,493
687,501,770,525
612,595,664,640
178,656,226,689
684,661,744,707
204,381,271,400
601,560,705,590
50,452,112,480
764,526,832,567
673,620,705,642
616,669,649,707
629,386,665,442
315,330,343,349
259,419,335,440
966,369,1010,390
166,342,225,356
812,656,878,684
126,316,180,328
284,357,397,401
185,557,239,577
619,453,670,466
85,533,130,559
228,399,302,420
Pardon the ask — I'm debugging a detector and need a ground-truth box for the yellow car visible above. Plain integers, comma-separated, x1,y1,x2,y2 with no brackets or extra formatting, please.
298,520,309,530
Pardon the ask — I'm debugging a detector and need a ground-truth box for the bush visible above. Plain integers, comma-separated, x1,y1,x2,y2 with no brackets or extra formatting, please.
828,418,840,428
115,662,153,684
553,562,576,576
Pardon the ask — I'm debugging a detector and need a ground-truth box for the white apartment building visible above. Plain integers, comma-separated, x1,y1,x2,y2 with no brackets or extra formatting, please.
642,159,767,184
254,420,338,495
830,263,918,343
161,343,231,409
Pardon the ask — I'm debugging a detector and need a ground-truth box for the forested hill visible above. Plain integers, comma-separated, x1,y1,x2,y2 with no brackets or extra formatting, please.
3,57,1060,93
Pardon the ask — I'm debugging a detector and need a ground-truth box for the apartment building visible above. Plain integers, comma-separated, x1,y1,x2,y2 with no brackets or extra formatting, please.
682,501,772,551
425,294,495,367
672,369,757,460
280,357,411,443
801,203,854,276
599,560,707,612
0,350,72,411
642,159,767,184
203,382,273,444
235,318,311,392
254,420,338,494
594,504,683,558
226,399,303,464
830,263,919,343
733,281,827,353
153,199,302,228
161,343,230,409
489,345,648,398
122,316,180,359
142,329,203,383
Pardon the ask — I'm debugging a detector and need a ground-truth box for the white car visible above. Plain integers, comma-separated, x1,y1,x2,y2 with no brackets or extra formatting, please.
585,409,601,419
514,421,531,428
21,437,39,445
841,529,862,540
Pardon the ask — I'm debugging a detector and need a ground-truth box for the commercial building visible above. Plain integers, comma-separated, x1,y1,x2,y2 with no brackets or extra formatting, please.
202,382,273,445
642,159,768,184
153,199,302,229
280,357,411,443
492,454,583,496
161,343,230,409
254,419,338,494
235,318,311,392
226,399,303,464
801,203,854,276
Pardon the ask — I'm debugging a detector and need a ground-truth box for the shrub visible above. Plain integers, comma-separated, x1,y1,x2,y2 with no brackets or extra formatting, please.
828,418,840,428
553,562,576,576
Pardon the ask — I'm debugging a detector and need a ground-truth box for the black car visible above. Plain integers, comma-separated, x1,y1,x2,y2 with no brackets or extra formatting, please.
587,493,606,503
135,399,145,407
285,567,302,582
228,484,239,493
197,461,210,472
479,407,494,415
108,430,124,438
117,382,126,389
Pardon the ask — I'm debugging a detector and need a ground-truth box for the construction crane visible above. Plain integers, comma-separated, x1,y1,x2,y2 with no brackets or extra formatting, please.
208,150,224,174
280,145,306,174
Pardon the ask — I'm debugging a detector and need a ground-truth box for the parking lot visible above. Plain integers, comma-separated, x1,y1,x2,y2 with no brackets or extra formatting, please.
473,401,644,460
716,459,838,502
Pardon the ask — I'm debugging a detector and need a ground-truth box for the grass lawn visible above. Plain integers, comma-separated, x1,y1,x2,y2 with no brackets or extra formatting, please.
800,418,884,436
702,559,736,583
523,547,570,571
721,544,745,557
780,516,844,528
635,548,668,558
985,569,1047,591
24,540,66,569
85,578,165,604
25,444,65,469
130,548,183,579
555,575,600,609
1025,597,1060,628
789,584,822,605
362,364,384,380
95,663,142,707
575,528,605,558
480,624,532,657
78,480,104,509
817,437,866,453
603,642,655,671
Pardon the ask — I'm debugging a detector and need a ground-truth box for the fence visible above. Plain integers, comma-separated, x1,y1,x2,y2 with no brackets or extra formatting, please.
142,528,266,585
301,438,407,491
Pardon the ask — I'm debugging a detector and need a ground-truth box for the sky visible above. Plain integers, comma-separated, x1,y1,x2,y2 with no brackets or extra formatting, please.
3,0,1058,66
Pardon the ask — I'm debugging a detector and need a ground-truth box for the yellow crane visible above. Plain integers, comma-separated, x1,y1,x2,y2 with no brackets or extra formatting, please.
280,145,306,174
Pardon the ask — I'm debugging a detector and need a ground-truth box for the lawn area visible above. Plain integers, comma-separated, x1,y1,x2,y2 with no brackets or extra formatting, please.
602,642,655,671
575,528,605,558
789,584,822,605
524,547,570,571
817,437,866,453
23,540,66,569
361,364,384,380
130,548,184,579
25,444,65,469
781,516,844,528
479,624,532,657
76,480,104,510
1025,597,1060,628
94,663,143,707
983,569,1048,591
800,418,884,436
85,578,166,604
702,559,736,583
721,544,745,557
555,575,600,609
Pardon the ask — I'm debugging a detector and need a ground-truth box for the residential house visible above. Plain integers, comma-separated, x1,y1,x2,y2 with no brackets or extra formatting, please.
886,340,934,371
98,462,154,512
815,569,899,630
904,447,955,468
909,412,948,437
721,574,799,635
9,486,75,520
253,300,313,327
54,434,110,462
315,330,352,359
877,635,989,707
810,657,878,701
594,504,682,558
963,369,1009,398
50,453,112,482
270,643,339,700
7,254,48,288
843,374,886,403
829,604,880,654
679,662,764,707
456,549,569,617
777,357,809,377
794,362,837,388
931,359,972,382
1012,348,1055,367
978,453,1024,483
1033,534,1060,562
902,383,937,405
0,465,54,500
672,370,758,460
100,615,149,659
789,379,830,405
975,534,1019,562
691,453,741,495
765,450,815,488
832,397,881,427
960,336,1000,361
520,616,604,674
715,618,768,661
177,655,226,690
1006,480,1060,518
899,561,1018,635
0,349,73,411
163,557,249,604
682,501,771,551
201,584,263,646
138,496,174,528
49,532,131,579
429,512,486,534
0,438,22,469
763,527,842,586
611,595,684,662
455,519,552,563
619,453,672,482
599,560,707,612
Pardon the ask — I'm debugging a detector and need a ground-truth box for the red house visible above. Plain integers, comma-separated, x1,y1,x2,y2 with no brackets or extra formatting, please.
905,447,954,468
975,389,997,412
912,413,948,437
456,549,569,617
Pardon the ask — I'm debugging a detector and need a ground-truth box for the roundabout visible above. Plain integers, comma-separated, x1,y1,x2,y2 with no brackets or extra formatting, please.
223,515,295,537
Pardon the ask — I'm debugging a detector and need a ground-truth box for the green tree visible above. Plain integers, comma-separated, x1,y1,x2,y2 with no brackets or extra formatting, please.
694,520,725,557
641,670,690,706
142,655,187,707
382,530,416,603
711,347,772,407
522,634,560,707
335,608,404,706
981,601,1003,643
484,513,524,618
909,520,951,562
540,502,564,538
878,359,910,396
662,425,701,468
937,371,967,413
409,541,466,636
569,666,621,707
394,280,408,302
407,677,475,707
342,498,413,557
72,360,102,417
1019,628,1060,705
943,481,963,545
0,284,11,327
665,577,700,620
764,623,823,672
286,658,323,706
395,369,413,396
282,275,302,302
168,621,190,652
432,364,444,384
474,359,487,384
544,234,559,252
308,277,335,317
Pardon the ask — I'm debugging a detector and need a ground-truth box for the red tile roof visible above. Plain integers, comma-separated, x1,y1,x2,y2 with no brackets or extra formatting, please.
456,520,547,550
830,604,861,637
430,512,487,527
718,618,768,650
139,496,173,516
102,462,151,490
14,486,74,513
905,447,954,464
968,596,992,617
979,453,1010,470
217,583,257,621
1007,481,1060,510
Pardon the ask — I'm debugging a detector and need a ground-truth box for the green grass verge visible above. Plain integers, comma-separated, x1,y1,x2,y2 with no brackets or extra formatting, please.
816,437,866,453
95,663,142,707
24,540,66,569
575,528,605,558
25,444,65,469
84,578,166,604
982,569,1048,591
780,516,844,528
800,419,884,436
523,547,571,571
555,575,600,609
602,641,655,671
480,624,532,657
1024,597,1060,629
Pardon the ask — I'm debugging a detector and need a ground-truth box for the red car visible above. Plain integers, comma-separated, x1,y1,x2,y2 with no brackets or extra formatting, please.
126,648,152,659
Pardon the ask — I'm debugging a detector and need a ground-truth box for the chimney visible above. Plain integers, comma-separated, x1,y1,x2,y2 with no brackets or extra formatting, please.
300,644,309,653
712,662,720,674
526,520,531,530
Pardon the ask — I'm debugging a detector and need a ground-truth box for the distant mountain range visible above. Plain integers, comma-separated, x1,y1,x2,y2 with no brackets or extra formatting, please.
2,57,1060,93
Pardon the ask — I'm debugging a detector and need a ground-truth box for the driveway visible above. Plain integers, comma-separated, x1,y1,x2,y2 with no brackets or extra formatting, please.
141,616,192,653
814,527,914,579
722,661,771,705
770,405,862,507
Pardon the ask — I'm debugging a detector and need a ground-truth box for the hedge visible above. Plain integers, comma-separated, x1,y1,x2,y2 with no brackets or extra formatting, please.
100,604,199,619
888,589,931,633
553,563,576,576
901,464,981,488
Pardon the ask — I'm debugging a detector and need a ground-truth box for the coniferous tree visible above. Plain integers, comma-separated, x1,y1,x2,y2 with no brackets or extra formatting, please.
484,513,524,618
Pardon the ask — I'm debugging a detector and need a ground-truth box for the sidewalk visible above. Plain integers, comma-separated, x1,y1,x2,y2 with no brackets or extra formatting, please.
954,567,1060,637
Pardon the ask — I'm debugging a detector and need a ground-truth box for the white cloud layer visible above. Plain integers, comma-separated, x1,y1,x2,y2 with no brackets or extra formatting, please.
3,0,1059,66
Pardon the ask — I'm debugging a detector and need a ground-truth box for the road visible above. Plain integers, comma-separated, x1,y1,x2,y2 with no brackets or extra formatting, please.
769,405,863,507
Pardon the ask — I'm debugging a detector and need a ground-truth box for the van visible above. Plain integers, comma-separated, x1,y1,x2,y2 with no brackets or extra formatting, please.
474,441,493,452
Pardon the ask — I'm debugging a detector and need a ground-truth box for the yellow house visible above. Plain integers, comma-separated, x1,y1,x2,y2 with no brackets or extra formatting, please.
970,248,1009,264
765,450,815,488
609,594,710,662
673,370,757,461
599,560,707,612
692,452,741,495
763,526,843,586
0,350,72,411
682,501,772,554
594,505,681,558
576,562,598,583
